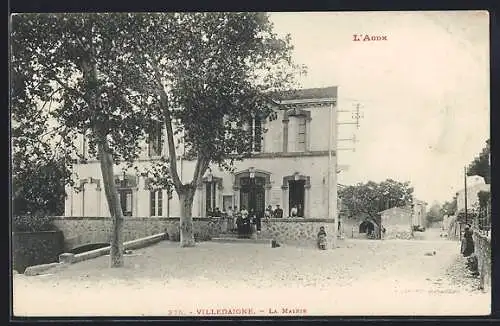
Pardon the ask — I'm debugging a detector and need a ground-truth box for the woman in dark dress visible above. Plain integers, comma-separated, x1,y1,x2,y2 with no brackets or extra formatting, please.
461,225,475,257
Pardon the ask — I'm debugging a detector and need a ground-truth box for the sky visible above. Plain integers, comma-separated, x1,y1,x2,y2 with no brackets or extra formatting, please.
269,11,490,204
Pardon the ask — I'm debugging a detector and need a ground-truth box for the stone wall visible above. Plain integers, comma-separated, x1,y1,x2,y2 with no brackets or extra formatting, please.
260,218,337,248
51,216,224,251
473,230,491,290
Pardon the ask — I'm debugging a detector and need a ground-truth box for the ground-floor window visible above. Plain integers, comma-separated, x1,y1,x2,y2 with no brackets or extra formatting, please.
150,189,163,216
206,182,217,215
119,189,133,216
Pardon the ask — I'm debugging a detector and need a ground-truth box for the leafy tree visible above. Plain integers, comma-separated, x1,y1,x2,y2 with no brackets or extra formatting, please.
440,196,457,216
11,13,156,267
11,12,302,262
12,157,70,216
467,139,490,184
338,179,414,223
11,51,74,218
126,13,302,247
425,202,444,225
476,190,491,230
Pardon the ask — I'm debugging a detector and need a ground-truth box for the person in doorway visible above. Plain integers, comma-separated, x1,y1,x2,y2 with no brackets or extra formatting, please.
227,206,234,231
232,206,239,232
255,211,262,233
241,206,249,219
274,205,283,218
248,208,256,224
290,205,298,218
317,226,327,250
265,205,273,218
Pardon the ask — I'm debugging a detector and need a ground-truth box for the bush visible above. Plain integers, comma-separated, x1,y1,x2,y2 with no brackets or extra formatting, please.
13,215,56,232
12,230,64,273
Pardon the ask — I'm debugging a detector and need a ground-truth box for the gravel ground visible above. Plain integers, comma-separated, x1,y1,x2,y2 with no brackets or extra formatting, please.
13,234,490,317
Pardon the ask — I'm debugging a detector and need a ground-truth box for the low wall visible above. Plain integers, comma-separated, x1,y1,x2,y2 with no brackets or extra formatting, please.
473,230,491,290
384,224,413,240
12,231,65,273
261,218,336,247
51,216,224,250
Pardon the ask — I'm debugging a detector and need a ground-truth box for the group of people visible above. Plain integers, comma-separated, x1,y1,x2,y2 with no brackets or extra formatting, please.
225,206,267,234
209,204,328,250
208,203,305,221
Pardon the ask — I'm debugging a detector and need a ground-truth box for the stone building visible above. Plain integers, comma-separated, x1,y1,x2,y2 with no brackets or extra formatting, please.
456,175,490,212
64,87,340,220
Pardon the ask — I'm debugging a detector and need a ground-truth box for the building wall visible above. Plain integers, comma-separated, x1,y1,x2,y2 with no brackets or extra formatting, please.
65,98,339,220
65,153,336,219
456,183,490,211
412,201,427,227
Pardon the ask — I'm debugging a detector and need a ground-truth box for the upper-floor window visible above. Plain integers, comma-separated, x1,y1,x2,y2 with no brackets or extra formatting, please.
248,117,263,153
148,122,163,157
296,117,307,152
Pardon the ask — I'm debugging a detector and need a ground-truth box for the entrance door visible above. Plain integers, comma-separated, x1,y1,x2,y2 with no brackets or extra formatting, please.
239,176,265,217
288,180,305,217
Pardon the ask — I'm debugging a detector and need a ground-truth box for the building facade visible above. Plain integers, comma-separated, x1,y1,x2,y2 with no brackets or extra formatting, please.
456,175,490,212
64,87,339,219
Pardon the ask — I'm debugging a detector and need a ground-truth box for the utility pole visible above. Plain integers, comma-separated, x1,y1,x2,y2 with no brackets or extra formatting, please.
464,166,468,225
333,101,363,244
328,101,336,248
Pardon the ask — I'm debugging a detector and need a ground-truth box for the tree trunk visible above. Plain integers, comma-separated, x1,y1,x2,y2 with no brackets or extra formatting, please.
178,184,196,247
97,138,124,267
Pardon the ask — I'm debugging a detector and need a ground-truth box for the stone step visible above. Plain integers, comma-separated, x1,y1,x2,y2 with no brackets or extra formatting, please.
211,237,272,244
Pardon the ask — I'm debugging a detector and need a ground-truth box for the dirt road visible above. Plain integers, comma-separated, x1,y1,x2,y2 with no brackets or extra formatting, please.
13,235,490,317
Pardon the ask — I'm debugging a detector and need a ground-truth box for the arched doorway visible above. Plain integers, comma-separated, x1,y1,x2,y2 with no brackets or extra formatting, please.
359,219,380,239
282,172,311,217
233,168,271,217
359,220,375,234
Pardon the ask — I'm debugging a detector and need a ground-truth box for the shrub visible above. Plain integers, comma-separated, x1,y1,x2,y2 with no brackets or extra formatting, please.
13,215,56,232
12,230,64,273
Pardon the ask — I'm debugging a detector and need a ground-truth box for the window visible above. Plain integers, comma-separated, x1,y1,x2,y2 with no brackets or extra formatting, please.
254,118,262,152
206,182,216,215
148,122,163,157
119,189,133,216
248,117,263,152
115,176,135,216
150,190,163,216
297,117,306,152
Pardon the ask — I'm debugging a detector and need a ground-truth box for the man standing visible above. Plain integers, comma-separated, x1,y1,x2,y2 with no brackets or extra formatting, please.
274,205,283,218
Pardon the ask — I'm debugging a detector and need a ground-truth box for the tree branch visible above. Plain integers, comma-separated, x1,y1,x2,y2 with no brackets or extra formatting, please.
150,60,183,191
52,74,84,98
191,154,210,187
